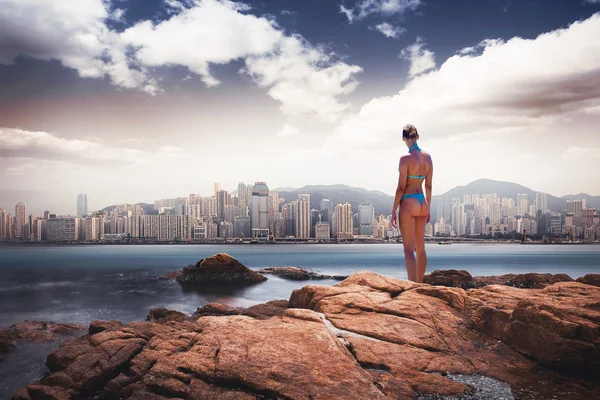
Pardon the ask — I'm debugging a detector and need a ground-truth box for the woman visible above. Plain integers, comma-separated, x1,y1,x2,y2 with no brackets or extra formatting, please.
391,124,433,283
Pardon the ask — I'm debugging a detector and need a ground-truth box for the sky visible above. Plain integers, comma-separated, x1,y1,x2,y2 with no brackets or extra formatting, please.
1,0,600,214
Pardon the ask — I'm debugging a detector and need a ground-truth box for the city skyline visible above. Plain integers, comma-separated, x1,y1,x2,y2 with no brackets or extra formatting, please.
1,176,598,216
2,181,598,243
1,1,600,212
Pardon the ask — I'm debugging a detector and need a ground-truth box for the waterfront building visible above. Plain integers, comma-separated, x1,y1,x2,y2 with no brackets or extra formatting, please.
14,202,26,239
46,218,80,241
234,216,251,238
358,203,375,236
296,194,311,238
315,223,330,240
251,182,270,240
333,203,353,239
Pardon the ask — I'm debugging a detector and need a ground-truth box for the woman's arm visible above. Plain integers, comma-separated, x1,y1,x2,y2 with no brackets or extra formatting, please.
425,156,433,222
392,157,408,226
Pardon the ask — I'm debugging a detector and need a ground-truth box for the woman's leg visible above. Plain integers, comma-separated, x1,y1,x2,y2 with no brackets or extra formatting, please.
399,207,416,282
414,216,428,283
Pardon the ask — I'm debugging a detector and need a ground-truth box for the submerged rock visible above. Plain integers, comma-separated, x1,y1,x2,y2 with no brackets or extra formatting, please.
0,321,83,360
13,271,600,400
257,266,348,281
162,253,267,287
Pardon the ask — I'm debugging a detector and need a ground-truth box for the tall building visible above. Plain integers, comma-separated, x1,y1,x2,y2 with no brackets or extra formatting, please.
333,203,353,239
216,190,228,219
535,192,548,212
14,202,26,240
0,209,7,240
283,202,297,237
214,182,221,198
77,194,88,217
358,203,375,236
238,182,247,207
251,182,269,239
46,218,80,241
566,199,586,215
296,194,311,238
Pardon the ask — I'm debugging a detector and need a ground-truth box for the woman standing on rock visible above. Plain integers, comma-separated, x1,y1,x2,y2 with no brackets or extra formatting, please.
391,124,433,283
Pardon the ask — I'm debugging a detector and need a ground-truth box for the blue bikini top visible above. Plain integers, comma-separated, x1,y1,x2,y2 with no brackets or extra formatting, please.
403,142,427,179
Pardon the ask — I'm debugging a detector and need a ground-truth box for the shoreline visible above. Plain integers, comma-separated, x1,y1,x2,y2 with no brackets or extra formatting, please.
1,240,599,246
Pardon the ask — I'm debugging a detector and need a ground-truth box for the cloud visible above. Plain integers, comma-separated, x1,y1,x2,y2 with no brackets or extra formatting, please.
371,22,406,38
110,8,126,23
243,35,362,122
277,124,299,137
334,13,600,150
0,0,361,121
400,36,436,77
585,0,600,4
340,0,422,22
0,128,146,164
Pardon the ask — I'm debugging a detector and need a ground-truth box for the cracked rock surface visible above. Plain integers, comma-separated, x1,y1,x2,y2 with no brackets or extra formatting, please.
13,271,600,400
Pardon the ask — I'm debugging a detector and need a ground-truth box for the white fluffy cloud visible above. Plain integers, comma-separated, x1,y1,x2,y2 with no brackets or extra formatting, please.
332,13,600,193
243,35,362,122
0,128,146,163
400,36,436,77
340,0,422,22
0,0,361,121
372,22,406,38
277,124,299,137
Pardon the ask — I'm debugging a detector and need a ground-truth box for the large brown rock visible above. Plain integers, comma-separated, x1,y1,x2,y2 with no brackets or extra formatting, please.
163,253,267,287
13,271,600,400
193,299,290,320
423,269,475,288
577,274,600,287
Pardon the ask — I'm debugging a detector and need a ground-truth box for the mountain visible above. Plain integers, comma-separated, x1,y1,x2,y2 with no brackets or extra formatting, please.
433,178,599,212
278,184,394,215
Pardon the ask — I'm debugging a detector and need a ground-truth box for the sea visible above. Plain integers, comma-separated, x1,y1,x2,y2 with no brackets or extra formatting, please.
0,243,599,397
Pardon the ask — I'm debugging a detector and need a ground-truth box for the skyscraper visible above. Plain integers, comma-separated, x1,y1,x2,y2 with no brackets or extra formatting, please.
216,190,228,219
77,194,88,217
358,203,375,236
14,202,26,239
333,203,353,239
296,194,311,238
251,182,269,239
535,192,548,212
0,209,7,240
238,182,247,207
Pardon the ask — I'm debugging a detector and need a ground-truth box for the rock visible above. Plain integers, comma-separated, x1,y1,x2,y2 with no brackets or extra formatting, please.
13,272,600,400
194,299,290,320
89,320,124,335
423,270,575,289
576,274,600,287
423,269,475,289
146,308,188,323
0,321,83,359
257,266,348,280
162,253,267,286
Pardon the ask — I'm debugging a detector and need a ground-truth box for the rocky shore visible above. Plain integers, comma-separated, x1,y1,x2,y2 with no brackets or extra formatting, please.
0,321,83,362
11,267,600,400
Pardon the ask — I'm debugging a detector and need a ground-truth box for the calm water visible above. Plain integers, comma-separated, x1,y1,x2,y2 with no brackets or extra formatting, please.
0,243,599,397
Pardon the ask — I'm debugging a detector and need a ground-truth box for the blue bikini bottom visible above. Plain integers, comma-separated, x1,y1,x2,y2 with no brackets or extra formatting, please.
401,193,425,204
